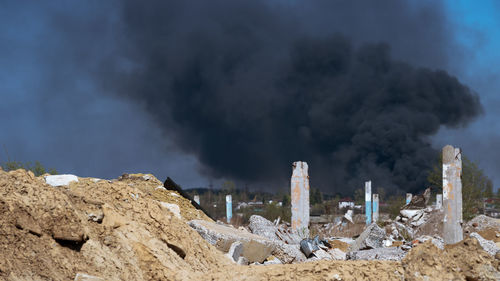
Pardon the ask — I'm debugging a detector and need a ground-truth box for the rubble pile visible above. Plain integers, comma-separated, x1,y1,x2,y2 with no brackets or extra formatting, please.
2,168,500,280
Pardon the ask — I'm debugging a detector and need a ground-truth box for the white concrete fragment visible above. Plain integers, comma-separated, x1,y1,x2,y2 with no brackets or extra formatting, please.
45,174,79,187
74,273,104,281
155,185,166,190
344,209,354,224
170,192,180,197
470,232,500,256
226,241,244,262
160,202,182,219
263,256,282,265
328,248,347,260
400,209,423,219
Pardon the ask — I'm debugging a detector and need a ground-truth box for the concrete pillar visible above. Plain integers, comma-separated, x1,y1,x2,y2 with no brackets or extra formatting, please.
194,195,200,205
436,194,443,209
406,193,412,205
442,145,463,244
372,194,379,223
226,195,232,224
365,181,372,225
291,161,309,236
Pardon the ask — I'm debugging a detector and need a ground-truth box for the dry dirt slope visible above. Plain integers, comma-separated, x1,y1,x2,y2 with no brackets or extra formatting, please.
0,168,499,281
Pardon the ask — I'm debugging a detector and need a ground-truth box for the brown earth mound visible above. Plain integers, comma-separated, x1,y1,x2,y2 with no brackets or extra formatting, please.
0,169,227,280
403,237,500,281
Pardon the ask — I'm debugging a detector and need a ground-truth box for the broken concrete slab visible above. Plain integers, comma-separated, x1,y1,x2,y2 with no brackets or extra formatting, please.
470,232,500,256
45,174,79,187
248,215,301,244
347,247,406,261
189,220,275,263
226,241,244,262
328,248,347,260
348,223,386,252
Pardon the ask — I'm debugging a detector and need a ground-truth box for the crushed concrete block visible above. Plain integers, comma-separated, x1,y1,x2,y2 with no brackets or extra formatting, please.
400,209,424,220
188,220,275,263
74,273,104,281
160,202,181,219
248,215,278,240
348,223,386,251
226,241,244,262
347,247,406,261
273,243,306,263
328,248,346,260
470,232,500,256
45,174,79,187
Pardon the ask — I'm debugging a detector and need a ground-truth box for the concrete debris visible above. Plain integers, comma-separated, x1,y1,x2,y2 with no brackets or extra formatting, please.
328,248,347,260
273,242,306,263
347,247,406,261
236,256,249,265
87,212,104,223
470,232,500,256
348,223,386,252
160,202,182,219
344,209,354,224
226,241,244,262
248,215,301,244
263,256,282,265
74,273,105,281
465,215,500,233
45,174,79,187
412,235,444,250
189,220,277,263
299,236,331,257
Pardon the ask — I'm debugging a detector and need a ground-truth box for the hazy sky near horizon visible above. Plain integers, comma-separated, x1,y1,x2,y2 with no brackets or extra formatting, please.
0,1,499,192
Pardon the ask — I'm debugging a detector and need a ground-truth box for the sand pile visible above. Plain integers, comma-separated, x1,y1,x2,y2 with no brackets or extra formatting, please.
0,169,228,281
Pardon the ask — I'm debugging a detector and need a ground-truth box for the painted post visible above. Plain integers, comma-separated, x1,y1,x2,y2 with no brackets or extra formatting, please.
406,193,412,205
226,195,232,224
365,181,372,225
442,145,463,244
194,195,200,205
436,194,443,209
291,161,310,236
372,194,379,223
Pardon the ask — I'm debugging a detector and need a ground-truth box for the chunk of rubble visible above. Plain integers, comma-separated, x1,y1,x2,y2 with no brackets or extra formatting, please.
45,174,79,187
412,235,444,250
189,219,306,263
348,223,386,251
465,215,500,233
74,273,104,281
328,248,347,260
226,241,244,262
347,247,406,261
160,202,182,219
248,215,301,244
470,232,500,256
263,255,282,265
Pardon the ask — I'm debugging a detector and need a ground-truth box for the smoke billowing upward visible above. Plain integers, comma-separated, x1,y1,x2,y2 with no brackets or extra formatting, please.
103,0,482,193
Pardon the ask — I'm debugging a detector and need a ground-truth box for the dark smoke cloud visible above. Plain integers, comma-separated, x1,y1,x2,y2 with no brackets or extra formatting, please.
98,0,483,194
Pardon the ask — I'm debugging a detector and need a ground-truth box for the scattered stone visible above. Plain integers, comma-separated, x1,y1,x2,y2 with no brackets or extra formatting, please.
45,174,79,187
347,247,406,261
470,232,500,256
87,213,104,223
348,223,386,251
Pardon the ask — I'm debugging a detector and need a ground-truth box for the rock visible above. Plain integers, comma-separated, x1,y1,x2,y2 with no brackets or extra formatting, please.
273,243,306,263
400,209,424,220
312,249,332,260
248,215,301,244
347,247,406,261
160,202,182,219
74,273,104,281
45,174,79,187
226,241,244,262
237,256,249,265
87,213,104,223
470,232,500,256
348,223,386,251
344,210,354,224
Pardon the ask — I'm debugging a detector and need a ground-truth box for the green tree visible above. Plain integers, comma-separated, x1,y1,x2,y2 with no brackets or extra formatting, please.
427,153,493,221
1,160,57,176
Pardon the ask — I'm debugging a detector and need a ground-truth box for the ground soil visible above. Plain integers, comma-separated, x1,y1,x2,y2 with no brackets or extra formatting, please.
1,168,499,280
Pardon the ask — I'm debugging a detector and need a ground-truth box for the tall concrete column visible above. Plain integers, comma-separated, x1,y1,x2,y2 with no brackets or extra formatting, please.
443,145,463,244
365,181,372,225
406,193,412,205
372,194,379,223
291,161,309,236
436,194,443,209
226,195,232,224
194,195,200,205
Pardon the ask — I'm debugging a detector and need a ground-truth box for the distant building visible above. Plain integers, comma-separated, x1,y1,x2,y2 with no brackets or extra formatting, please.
339,198,354,209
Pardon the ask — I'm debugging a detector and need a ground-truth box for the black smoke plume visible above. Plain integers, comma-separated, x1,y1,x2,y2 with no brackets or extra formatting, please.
106,0,482,193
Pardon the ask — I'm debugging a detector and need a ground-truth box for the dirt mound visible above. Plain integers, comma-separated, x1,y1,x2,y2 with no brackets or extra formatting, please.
0,169,228,281
403,237,500,281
